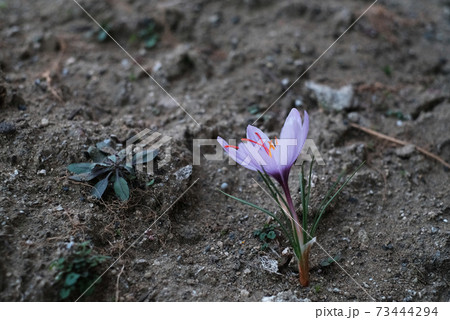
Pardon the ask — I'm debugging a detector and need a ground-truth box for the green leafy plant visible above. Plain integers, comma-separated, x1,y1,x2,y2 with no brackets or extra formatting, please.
129,18,160,49
319,253,341,267
50,241,110,300
67,138,157,201
253,224,277,250
97,23,111,42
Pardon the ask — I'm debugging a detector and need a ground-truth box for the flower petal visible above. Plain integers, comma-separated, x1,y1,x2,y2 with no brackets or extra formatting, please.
246,125,270,144
217,137,259,171
279,109,309,167
245,126,282,176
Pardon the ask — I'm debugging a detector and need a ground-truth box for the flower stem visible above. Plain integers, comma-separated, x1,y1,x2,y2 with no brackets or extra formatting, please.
281,179,312,287
281,182,304,247
298,245,311,287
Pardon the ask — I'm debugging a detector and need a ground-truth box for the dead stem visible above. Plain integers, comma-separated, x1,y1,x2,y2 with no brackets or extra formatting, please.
115,264,125,302
350,122,450,169
40,37,67,102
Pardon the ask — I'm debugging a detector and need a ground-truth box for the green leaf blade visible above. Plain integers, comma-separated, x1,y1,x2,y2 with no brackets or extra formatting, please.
114,176,130,201
67,163,95,174
65,272,80,286
91,175,109,199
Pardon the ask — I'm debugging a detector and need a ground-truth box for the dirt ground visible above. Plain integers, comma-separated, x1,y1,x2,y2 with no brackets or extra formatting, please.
0,0,449,301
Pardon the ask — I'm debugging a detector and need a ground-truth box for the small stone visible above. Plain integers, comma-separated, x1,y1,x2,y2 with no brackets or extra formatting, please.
240,289,250,297
56,205,64,211
305,81,353,111
208,13,222,26
382,242,394,251
358,229,369,248
395,144,415,158
243,268,251,274
41,118,49,127
144,272,152,279
220,182,229,190
174,165,193,181
0,122,16,134
37,169,47,176
431,227,438,234
347,112,360,123
333,287,341,293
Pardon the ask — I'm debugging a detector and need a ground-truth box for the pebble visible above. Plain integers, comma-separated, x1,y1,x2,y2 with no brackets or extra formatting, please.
431,227,438,234
0,122,16,134
174,165,193,181
37,169,47,176
243,268,251,274
220,182,229,190
347,112,360,123
56,205,64,211
41,118,49,127
395,144,415,158
240,289,250,297
305,81,354,111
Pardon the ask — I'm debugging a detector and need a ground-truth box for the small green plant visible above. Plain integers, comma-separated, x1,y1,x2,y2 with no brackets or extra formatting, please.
319,253,341,267
382,65,392,77
253,224,277,250
385,110,409,121
314,284,322,293
129,19,160,49
97,23,112,42
67,138,157,201
50,241,110,300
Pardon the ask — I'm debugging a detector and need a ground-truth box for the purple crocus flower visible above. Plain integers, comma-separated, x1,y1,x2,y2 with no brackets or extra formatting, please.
218,108,312,286
217,108,309,185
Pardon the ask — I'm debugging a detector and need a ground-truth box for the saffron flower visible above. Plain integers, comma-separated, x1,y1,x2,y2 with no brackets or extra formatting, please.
218,108,363,287
217,108,309,185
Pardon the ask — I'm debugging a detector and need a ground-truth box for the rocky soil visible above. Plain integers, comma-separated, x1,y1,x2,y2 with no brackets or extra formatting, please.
0,0,449,301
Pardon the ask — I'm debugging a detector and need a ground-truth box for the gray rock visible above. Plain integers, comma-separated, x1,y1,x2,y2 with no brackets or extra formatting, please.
0,122,16,134
305,81,354,111
347,112,360,123
174,165,193,181
261,290,310,302
395,144,416,158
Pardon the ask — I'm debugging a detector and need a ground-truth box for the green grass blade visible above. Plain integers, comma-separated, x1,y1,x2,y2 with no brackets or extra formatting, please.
310,161,365,236
299,163,307,242
304,159,314,241
218,189,294,246
317,171,345,213
259,170,289,211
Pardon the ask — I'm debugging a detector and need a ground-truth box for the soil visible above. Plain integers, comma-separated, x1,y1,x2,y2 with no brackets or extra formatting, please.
0,0,449,302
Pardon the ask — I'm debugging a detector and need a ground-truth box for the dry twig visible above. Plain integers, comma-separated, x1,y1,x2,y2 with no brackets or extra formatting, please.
115,264,125,302
350,123,450,169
